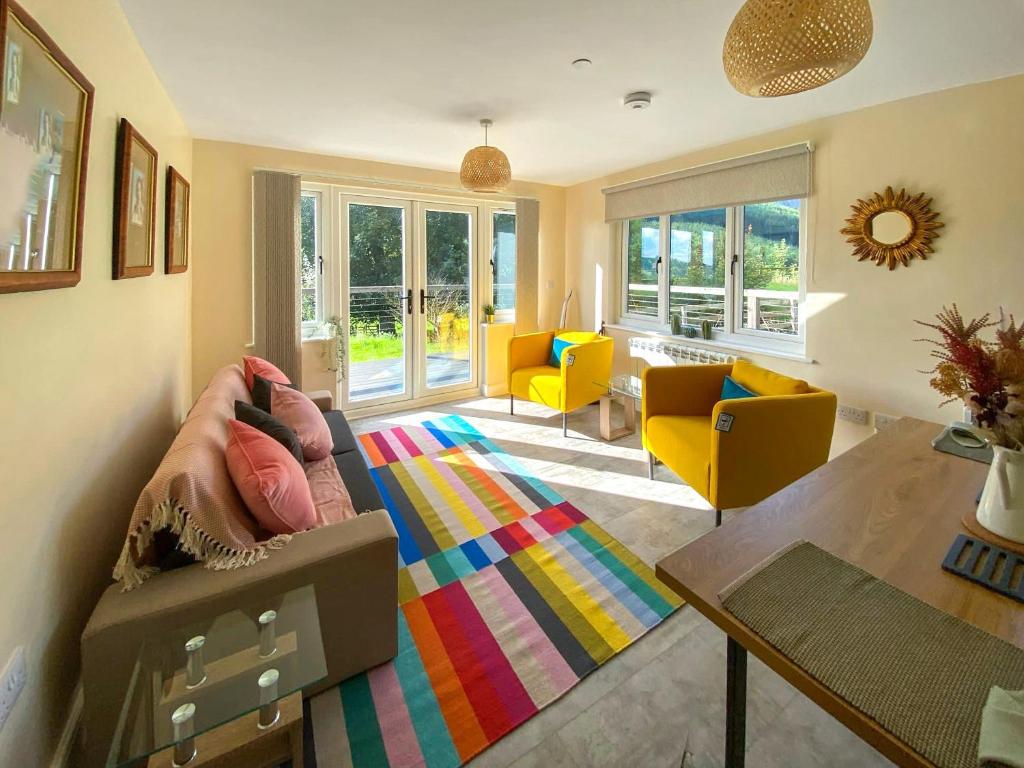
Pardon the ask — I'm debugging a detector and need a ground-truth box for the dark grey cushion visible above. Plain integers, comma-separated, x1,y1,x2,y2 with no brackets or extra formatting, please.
323,410,358,456
233,401,304,465
250,374,297,413
334,450,383,513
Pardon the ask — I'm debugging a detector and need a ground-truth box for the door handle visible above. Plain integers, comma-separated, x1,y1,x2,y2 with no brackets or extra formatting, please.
399,288,412,315
420,288,436,314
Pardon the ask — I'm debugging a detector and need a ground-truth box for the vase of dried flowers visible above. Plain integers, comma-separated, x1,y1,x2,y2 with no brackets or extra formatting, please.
918,305,1024,541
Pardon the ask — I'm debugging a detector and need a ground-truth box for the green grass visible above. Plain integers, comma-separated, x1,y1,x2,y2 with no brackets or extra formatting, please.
348,335,462,363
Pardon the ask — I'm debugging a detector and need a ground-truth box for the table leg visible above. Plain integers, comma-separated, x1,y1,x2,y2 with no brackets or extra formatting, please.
726,636,747,768
599,395,612,440
623,395,636,432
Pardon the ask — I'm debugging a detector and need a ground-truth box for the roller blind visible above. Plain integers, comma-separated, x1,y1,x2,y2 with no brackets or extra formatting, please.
252,170,303,387
514,198,540,333
603,143,812,222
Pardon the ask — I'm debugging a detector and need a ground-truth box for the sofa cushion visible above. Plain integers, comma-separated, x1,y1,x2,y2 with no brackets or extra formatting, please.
732,359,809,397
226,420,316,535
549,330,598,367
251,374,297,413
304,456,357,526
510,365,562,409
721,375,757,401
334,450,385,513
114,365,292,591
234,400,304,465
243,355,290,391
323,410,358,455
647,415,712,498
269,383,333,461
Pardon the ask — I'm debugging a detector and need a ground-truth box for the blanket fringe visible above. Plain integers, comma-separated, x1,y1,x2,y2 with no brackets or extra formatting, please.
112,499,291,591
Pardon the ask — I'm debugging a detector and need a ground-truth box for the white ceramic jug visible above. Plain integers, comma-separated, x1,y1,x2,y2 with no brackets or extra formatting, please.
977,445,1024,543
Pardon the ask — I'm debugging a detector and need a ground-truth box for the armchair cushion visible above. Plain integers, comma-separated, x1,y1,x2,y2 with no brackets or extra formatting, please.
510,365,562,410
721,375,757,401
646,415,713,497
732,359,809,396
549,331,599,367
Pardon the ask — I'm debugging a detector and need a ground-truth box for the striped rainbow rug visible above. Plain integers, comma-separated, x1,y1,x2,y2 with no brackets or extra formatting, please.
305,414,682,767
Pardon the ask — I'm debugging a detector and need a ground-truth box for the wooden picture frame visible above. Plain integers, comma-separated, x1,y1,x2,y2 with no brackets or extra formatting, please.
0,0,95,293
113,117,157,279
164,166,189,274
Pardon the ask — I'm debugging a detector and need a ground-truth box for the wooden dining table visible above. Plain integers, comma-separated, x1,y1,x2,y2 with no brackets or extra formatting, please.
655,417,1024,767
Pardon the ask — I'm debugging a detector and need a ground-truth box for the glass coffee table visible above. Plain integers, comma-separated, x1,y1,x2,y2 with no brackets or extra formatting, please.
595,374,642,441
107,584,326,768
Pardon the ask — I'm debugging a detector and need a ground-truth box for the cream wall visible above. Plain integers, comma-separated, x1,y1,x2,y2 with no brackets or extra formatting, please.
565,75,1024,453
0,1,192,765
191,140,566,396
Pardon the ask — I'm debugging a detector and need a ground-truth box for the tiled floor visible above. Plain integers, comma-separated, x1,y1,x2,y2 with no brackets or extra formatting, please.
351,395,894,768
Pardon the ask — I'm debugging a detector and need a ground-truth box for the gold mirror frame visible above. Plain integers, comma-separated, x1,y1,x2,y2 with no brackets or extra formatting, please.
840,186,944,270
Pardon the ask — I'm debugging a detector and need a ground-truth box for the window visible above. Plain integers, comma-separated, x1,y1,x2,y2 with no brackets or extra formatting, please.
300,192,323,332
620,198,805,350
490,210,516,314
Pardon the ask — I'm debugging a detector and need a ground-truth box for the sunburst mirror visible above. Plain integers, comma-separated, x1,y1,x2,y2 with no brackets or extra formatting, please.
840,186,944,270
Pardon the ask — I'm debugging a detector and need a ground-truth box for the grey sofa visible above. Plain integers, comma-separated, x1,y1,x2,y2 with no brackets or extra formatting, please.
80,377,398,767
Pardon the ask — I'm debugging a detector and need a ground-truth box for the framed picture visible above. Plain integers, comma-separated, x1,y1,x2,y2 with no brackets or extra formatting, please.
0,0,95,294
164,167,189,274
113,118,157,279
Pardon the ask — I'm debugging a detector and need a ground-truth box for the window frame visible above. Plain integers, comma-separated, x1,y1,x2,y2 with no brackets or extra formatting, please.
300,189,325,337
485,205,516,323
617,198,807,352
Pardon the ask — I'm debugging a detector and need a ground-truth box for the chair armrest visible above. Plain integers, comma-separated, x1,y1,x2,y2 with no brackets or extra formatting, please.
305,389,334,412
562,336,614,412
81,511,398,766
709,390,837,509
508,330,556,387
642,364,732,421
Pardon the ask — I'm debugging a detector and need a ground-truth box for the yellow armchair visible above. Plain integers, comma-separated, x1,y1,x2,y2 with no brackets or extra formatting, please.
642,360,837,526
508,330,613,436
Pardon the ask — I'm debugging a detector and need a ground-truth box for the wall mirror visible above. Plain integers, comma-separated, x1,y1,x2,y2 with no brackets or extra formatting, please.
841,186,944,270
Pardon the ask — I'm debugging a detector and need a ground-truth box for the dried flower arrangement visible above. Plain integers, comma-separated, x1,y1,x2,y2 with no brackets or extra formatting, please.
917,305,1024,449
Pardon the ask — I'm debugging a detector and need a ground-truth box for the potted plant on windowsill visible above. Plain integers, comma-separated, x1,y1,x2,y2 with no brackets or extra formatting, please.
917,305,1024,542
482,304,496,324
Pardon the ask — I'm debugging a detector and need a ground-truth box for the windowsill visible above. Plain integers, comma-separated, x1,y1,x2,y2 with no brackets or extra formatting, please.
605,322,815,364
302,334,332,343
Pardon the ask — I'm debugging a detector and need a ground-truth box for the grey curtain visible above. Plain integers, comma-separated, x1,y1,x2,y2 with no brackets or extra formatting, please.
603,143,813,222
252,171,302,387
514,198,540,333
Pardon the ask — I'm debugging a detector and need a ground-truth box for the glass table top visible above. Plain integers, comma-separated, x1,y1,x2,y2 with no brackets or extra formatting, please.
596,373,642,401
106,584,326,767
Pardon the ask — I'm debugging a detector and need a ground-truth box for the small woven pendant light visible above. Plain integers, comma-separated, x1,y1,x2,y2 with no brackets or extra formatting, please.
460,119,512,193
723,0,873,98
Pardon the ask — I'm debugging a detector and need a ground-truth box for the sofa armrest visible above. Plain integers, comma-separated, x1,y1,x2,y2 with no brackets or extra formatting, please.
710,390,837,509
305,389,334,412
81,511,398,766
562,336,614,412
642,364,732,421
508,330,556,388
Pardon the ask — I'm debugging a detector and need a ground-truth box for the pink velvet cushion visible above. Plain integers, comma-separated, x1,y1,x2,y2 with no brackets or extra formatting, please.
269,383,333,461
243,355,291,391
225,420,316,535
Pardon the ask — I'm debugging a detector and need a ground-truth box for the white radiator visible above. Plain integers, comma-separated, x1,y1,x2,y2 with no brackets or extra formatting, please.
628,337,738,369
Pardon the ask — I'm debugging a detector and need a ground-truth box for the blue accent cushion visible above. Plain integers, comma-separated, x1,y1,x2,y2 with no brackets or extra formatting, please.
721,375,758,401
550,337,573,367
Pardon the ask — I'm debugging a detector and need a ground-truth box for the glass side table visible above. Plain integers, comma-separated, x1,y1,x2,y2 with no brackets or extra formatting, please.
106,584,326,768
595,374,642,441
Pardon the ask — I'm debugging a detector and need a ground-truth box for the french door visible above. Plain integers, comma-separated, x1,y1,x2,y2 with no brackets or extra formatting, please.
338,194,477,409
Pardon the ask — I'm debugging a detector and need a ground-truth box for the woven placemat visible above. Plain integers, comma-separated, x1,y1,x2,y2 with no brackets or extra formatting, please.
720,541,1024,768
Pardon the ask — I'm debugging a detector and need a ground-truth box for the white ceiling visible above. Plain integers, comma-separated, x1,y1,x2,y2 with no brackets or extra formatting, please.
119,0,1024,186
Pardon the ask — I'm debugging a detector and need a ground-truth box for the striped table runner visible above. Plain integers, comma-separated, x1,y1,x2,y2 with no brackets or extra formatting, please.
307,414,682,767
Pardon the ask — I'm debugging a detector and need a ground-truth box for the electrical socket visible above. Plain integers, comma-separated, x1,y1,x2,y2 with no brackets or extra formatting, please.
874,413,900,431
837,404,869,425
0,646,27,735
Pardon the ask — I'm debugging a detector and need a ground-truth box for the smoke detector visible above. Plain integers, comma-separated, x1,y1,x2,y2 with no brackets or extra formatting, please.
623,91,652,110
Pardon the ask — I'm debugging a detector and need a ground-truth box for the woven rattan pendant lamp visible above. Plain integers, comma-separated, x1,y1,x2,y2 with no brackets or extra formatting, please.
460,119,512,193
723,0,873,97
